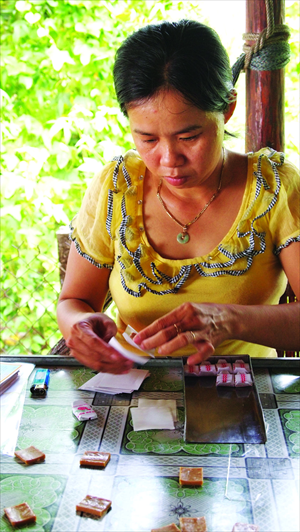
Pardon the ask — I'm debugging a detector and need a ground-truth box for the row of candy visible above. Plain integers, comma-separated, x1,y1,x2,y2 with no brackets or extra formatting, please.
216,372,253,387
184,359,250,376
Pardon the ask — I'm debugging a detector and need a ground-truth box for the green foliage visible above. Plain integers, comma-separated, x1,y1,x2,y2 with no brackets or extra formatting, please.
0,0,299,355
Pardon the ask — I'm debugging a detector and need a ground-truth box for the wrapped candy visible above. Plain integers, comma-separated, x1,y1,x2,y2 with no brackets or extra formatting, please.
199,363,217,376
216,373,234,387
235,373,253,387
232,523,259,532
216,359,232,374
183,364,200,376
233,359,250,374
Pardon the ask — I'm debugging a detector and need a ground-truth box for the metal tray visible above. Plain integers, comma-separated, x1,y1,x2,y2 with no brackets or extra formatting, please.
184,355,267,444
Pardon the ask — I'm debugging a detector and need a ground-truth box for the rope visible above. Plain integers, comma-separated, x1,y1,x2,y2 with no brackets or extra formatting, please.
231,0,291,85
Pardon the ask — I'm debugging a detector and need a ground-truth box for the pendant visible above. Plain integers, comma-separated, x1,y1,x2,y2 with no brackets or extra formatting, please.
177,232,190,244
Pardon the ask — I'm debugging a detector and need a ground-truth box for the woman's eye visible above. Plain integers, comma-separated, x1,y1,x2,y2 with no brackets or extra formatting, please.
180,134,200,141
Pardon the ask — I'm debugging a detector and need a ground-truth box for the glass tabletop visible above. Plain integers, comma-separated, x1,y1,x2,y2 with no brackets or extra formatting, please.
0,359,299,532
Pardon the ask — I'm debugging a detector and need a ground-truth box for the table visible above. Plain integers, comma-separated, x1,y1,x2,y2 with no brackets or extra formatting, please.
1,357,299,532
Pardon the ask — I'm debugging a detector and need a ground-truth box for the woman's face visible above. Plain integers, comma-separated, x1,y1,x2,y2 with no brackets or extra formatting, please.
127,89,235,190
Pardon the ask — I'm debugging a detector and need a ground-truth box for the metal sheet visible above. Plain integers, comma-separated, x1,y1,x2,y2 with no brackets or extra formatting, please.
184,355,267,444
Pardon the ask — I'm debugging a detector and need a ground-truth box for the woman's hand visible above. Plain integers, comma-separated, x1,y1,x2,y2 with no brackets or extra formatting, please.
65,313,134,374
134,302,233,365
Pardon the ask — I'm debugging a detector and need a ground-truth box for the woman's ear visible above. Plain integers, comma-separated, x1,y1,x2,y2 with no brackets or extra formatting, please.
224,90,237,124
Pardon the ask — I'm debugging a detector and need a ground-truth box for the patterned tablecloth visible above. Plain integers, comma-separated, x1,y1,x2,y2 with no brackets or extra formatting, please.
0,360,299,532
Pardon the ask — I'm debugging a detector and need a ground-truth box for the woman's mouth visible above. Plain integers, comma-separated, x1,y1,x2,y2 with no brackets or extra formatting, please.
163,176,188,186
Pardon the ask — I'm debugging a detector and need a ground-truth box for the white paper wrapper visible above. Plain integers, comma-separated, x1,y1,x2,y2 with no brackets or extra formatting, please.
216,373,234,386
232,523,259,532
109,336,151,365
216,359,233,374
183,364,200,376
138,398,177,421
233,360,250,374
234,374,253,387
131,406,175,431
72,400,97,421
199,363,217,376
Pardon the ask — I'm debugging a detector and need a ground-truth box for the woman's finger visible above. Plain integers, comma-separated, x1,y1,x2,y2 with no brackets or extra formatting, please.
134,302,203,348
68,346,133,374
186,341,215,365
66,322,133,373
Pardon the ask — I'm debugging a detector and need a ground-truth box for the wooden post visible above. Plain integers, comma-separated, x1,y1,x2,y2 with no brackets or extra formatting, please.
245,0,285,153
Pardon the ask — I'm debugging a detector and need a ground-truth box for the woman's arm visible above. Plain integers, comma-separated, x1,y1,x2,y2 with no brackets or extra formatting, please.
57,242,133,373
134,242,300,363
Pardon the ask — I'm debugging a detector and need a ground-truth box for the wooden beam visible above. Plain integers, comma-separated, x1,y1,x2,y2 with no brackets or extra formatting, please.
245,0,285,152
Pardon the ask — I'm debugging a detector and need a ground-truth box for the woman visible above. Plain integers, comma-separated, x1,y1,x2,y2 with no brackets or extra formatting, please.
57,20,300,374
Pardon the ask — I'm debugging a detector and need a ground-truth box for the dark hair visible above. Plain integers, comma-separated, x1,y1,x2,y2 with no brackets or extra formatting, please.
113,19,234,116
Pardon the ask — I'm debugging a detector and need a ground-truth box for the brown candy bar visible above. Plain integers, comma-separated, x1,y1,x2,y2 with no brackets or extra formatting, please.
232,524,259,532
151,524,181,532
179,467,203,486
76,495,111,517
4,502,36,527
80,451,111,468
179,516,207,532
14,445,45,465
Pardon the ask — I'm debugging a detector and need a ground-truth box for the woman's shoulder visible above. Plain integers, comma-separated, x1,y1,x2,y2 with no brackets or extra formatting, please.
249,147,299,185
91,149,142,186
245,147,299,224
81,150,144,206
246,148,299,211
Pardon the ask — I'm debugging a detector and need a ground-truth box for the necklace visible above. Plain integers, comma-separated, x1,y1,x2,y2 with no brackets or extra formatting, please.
156,149,225,244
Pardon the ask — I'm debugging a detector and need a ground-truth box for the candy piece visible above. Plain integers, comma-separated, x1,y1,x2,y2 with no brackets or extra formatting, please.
216,359,232,374
179,467,203,486
179,516,207,532
235,374,253,387
199,363,217,376
4,502,36,527
216,373,234,386
151,524,181,532
80,451,111,468
232,523,259,532
72,400,97,421
76,495,111,517
184,364,200,376
233,360,250,374
14,445,45,465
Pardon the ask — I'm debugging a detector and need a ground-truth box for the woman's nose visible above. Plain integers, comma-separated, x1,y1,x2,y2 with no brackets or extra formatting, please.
160,142,184,168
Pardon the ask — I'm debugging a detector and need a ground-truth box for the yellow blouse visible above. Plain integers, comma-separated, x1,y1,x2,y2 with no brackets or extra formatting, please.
71,148,300,358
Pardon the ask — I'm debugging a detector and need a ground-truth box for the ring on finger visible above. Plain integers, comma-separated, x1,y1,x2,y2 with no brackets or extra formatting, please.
173,323,182,336
189,330,197,343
